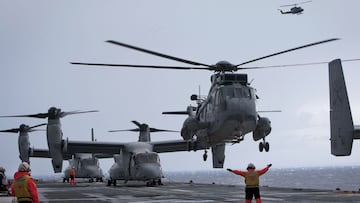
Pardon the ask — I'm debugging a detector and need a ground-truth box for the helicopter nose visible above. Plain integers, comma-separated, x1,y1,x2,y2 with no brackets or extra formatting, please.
226,98,257,122
135,164,163,180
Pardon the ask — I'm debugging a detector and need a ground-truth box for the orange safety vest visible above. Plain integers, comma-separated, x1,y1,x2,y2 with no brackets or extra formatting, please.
13,175,32,202
70,169,76,176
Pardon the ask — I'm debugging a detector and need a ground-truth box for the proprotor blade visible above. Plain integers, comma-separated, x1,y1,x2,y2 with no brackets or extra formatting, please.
0,128,19,133
29,123,47,129
0,113,49,119
108,129,140,132
106,40,211,67
236,38,339,67
131,120,142,127
149,128,179,133
61,110,98,117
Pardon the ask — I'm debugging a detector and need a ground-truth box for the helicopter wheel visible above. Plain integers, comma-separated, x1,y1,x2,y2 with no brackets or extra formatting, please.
264,142,270,152
259,142,264,152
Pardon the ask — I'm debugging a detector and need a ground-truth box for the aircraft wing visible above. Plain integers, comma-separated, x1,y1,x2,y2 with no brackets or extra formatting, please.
65,140,125,155
65,139,207,154
152,140,208,153
30,148,73,160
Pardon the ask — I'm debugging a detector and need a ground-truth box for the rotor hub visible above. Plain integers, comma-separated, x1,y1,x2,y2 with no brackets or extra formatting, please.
212,61,236,72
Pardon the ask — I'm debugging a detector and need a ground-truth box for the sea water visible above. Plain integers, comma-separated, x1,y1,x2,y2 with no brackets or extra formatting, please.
164,166,360,191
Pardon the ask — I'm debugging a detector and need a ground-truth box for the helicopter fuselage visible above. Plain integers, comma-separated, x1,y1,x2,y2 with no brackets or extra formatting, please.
181,73,271,147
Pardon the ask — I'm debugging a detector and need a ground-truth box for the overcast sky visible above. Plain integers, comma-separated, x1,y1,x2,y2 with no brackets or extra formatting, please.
1,0,360,177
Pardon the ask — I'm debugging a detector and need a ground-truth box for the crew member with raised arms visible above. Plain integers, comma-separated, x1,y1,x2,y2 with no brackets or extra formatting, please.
227,163,272,203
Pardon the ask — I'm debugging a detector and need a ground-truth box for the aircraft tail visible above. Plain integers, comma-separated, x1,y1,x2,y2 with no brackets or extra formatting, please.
329,59,357,156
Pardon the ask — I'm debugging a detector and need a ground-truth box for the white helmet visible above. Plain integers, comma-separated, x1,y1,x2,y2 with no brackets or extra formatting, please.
18,162,31,172
0,166,5,172
247,163,256,169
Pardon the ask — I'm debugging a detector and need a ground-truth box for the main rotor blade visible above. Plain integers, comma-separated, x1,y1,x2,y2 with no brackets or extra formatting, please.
71,62,210,70
239,58,360,70
162,111,188,115
106,40,211,67
236,38,339,67
0,113,49,119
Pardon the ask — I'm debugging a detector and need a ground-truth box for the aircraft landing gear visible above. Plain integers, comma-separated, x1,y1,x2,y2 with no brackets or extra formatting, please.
107,179,117,186
259,138,270,152
203,150,208,161
146,179,163,187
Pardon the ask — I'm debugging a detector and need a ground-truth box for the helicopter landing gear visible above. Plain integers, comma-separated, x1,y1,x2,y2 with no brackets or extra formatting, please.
203,150,208,161
259,138,270,152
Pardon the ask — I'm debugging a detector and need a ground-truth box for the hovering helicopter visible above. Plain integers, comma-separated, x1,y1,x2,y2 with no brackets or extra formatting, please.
0,106,98,173
328,59,360,156
105,121,178,186
71,38,339,168
278,1,312,15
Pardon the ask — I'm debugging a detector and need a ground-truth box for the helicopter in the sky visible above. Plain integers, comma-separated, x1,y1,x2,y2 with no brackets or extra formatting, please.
105,121,178,186
71,38,339,168
328,59,360,156
0,106,98,173
278,1,312,15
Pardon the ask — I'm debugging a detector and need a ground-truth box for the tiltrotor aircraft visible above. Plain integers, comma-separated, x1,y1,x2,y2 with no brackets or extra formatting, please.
329,59,360,156
71,38,338,167
105,121,178,186
0,107,98,173
62,129,104,183
278,1,312,15
0,110,104,182
0,123,47,163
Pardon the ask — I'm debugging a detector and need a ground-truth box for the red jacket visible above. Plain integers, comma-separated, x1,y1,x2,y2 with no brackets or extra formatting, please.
230,165,270,188
11,171,39,203
231,165,270,177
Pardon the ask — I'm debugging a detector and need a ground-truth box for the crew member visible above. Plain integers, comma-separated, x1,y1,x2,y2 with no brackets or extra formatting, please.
69,166,76,185
227,163,272,203
11,162,39,203
0,166,8,192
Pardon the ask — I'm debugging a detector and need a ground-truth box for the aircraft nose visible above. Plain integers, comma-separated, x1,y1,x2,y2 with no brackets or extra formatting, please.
135,164,162,180
226,98,257,122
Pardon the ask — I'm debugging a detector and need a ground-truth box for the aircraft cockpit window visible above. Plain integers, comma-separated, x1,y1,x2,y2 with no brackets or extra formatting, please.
221,87,251,99
134,153,160,164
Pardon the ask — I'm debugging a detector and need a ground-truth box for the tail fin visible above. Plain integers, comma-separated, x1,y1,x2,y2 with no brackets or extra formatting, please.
329,59,355,156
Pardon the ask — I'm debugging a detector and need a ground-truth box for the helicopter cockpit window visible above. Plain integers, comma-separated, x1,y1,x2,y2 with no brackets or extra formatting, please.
221,87,251,99
134,153,160,164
